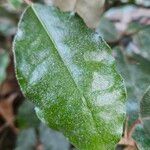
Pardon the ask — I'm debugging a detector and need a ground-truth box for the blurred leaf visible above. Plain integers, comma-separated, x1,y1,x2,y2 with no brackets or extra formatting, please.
140,86,150,136
0,17,16,36
15,128,37,150
105,5,136,33
113,46,150,149
0,93,17,128
13,4,126,149
96,17,120,42
0,50,9,84
126,22,147,35
52,0,76,11
15,126,70,150
136,0,150,7
114,47,150,115
17,101,40,129
39,123,70,150
0,6,17,18
75,0,105,28
8,0,23,9
105,5,150,34
0,5,17,36
132,27,150,61
16,101,71,150
133,124,150,150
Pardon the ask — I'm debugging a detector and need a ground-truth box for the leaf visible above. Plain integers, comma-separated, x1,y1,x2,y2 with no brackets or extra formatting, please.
39,123,70,150
8,0,23,9
113,46,150,149
0,5,18,36
140,86,150,136
0,93,18,133
105,5,150,34
126,22,148,35
96,17,120,43
114,47,150,117
0,17,16,36
16,125,71,150
131,27,150,61
16,101,71,150
17,101,40,129
0,50,9,84
52,0,105,28
13,4,126,149
75,0,105,28
52,0,76,11
15,128,37,150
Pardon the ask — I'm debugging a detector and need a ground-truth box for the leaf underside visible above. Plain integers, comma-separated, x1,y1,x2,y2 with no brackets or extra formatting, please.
13,4,126,150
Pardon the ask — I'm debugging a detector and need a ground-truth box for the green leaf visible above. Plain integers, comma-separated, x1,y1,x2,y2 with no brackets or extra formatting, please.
16,101,70,149
8,0,23,9
15,124,70,150
126,22,147,35
0,17,16,36
113,46,150,149
17,101,40,129
13,4,126,149
39,123,70,150
0,6,17,37
96,17,120,43
140,86,150,136
15,128,37,150
0,50,9,84
132,27,150,61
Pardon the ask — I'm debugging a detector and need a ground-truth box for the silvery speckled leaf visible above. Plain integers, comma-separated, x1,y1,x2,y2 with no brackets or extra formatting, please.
13,4,126,149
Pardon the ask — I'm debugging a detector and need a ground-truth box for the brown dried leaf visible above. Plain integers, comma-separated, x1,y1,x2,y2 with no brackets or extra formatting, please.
116,138,138,150
0,93,18,130
0,80,17,95
116,118,141,150
36,143,44,150
75,0,105,28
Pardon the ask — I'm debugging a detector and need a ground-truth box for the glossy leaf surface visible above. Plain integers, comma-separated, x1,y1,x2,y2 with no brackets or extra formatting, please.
13,4,126,150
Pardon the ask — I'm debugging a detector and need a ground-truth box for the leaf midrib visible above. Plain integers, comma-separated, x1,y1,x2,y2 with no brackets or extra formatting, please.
31,4,100,135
